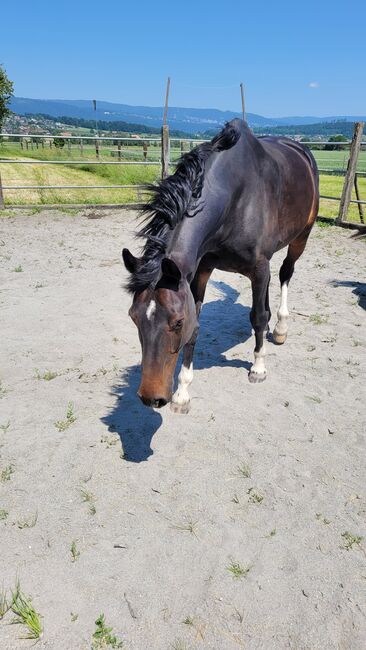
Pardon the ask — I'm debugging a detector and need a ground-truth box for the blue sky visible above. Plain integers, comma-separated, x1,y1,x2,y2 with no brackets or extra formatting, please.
2,0,365,116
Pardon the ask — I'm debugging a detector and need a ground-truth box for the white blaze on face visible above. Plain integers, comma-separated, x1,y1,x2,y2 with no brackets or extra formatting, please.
146,299,156,321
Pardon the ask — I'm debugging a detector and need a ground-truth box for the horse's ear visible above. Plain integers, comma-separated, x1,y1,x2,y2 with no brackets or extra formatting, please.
161,258,181,281
122,248,140,273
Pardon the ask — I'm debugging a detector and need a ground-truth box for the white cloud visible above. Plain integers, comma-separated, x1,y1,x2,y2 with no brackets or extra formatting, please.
309,81,320,88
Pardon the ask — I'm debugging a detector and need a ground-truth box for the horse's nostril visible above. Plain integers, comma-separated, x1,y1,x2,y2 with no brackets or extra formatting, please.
138,394,167,408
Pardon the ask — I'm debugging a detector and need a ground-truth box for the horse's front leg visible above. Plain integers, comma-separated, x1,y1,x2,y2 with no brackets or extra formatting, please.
170,332,197,414
248,259,271,383
170,264,212,414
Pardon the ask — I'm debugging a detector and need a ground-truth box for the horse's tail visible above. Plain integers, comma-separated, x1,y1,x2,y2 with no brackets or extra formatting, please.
139,121,241,240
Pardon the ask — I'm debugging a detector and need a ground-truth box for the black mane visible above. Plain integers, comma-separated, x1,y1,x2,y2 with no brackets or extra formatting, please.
125,122,241,293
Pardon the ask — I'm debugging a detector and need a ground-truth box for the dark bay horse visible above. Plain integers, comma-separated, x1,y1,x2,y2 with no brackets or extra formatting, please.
123,119,319,412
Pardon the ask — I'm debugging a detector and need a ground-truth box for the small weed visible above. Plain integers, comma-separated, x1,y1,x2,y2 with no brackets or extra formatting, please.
0,420,10,432
170,640,188,650
316,513,331,525
0,509,9,521
307,395,322,404
232,494,240,504
173,517,198,536
34,368,58,381
0,381,8,398
92,613,124,649
0,587,9,619
71,612,78,622
307,345,316,352
80,488,96,515
11,583,43,639
54,401,76,431
13,265,23,273
1,464,15,482
182,616,194,626
71,540,80,562
309,313,328,325
100,434,119,448
236,462,251,478
269,528,276,537
341,531,363,550
247,488,264,503
35,282,44,289
227,560,251,579
17,512,38,529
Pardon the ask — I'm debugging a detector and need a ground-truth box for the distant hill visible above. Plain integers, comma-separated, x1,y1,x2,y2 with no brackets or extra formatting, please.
10,97,366,135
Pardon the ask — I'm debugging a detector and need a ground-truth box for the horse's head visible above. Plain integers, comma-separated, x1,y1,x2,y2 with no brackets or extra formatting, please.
123,249,198,408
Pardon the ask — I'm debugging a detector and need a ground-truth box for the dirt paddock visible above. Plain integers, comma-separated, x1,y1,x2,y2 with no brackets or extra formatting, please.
1,209,365,650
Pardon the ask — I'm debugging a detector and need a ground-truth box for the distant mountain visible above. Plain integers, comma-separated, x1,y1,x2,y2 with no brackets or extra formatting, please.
10,97,366,135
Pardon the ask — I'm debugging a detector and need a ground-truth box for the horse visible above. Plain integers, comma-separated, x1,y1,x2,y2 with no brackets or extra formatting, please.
122,118,319,413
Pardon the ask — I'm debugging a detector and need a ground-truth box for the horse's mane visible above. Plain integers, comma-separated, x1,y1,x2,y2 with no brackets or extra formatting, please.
125,121,241,293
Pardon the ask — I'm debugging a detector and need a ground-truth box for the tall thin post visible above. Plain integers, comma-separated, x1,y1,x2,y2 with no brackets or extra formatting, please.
93,99,98,136
240,83,245,122
161,77,171,179
0,170,5,210
163,77,170,127
354,173,364,224
337,122,364,224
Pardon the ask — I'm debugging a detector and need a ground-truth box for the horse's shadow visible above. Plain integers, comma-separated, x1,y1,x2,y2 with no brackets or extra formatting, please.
101,281,252,463
331,280,366,311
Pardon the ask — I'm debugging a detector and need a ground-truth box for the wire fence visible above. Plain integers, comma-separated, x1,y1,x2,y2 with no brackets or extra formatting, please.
0,126,365,226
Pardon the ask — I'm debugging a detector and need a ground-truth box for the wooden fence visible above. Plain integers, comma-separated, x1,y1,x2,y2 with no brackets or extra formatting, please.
0,123,365,228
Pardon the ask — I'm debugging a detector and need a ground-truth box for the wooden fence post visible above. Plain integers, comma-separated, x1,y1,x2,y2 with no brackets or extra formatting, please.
79,138,83,155
161,125,170,179
95,139,100,159
118,141,121,161
336,121,364,224
143,141,148,161
354,173,364,224
0,170,4,210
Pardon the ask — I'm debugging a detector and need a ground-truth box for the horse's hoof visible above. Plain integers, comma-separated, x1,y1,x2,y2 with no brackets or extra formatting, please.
273,330,287,345
248,370,267,384
170,401,190,414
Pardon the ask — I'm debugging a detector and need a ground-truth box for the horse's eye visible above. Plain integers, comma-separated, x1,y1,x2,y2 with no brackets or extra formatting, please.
171,319,183,331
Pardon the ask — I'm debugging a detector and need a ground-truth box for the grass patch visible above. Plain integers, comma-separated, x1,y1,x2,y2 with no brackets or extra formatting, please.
92,613,124,649
12,265,23,273
80,488,97,515
0,381,8,398
11,583,43,639
309,313,328,325
172,517,198,536
17,512,38,529
0,509,9,521
34,368,58,381
247,488,264,503
236,462,251,478
70,540,80,562
0,420,10,432
227,560,251,579
1,464,15,482
54,401,76,431
341,531,363,550
0,587,10,619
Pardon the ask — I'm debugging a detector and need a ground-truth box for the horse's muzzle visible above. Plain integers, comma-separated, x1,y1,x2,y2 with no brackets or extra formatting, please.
138,393,168,409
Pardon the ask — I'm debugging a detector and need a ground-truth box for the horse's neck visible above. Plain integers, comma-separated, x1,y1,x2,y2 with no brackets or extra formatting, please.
166,202,217,278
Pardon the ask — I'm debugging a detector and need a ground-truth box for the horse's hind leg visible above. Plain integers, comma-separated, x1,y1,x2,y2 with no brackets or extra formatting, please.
273,226,312,345
171,266,212,414
248,258,271,383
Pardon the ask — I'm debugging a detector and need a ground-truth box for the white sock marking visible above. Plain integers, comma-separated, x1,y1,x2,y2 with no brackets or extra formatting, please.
172,362,193,405
251,344,267,375
146,299,156,321
275,283,289,336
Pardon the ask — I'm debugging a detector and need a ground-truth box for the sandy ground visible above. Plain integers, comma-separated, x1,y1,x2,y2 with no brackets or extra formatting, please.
0,209,365,650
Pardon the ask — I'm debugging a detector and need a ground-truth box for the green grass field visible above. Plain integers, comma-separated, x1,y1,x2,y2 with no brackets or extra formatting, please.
0,140,365,221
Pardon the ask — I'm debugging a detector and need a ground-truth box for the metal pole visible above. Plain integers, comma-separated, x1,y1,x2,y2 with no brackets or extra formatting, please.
240,83,245,122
